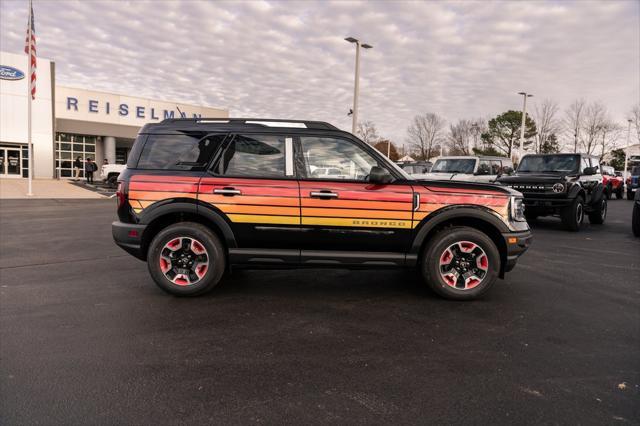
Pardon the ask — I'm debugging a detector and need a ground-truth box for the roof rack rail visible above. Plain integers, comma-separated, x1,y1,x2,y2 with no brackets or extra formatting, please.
159,117,339,131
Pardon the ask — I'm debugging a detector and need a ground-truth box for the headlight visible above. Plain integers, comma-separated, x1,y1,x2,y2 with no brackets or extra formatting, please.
510,196,526,222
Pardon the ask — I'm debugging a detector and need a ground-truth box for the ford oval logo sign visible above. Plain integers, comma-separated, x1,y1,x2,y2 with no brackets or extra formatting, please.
0,65,25,81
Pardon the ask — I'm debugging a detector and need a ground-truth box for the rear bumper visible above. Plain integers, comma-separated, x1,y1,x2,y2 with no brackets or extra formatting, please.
503,230,533,273
112,221,147,260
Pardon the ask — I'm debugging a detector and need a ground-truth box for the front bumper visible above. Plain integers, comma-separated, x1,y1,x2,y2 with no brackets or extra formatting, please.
112,221,147,260
522,196,573,209
502,230,533,273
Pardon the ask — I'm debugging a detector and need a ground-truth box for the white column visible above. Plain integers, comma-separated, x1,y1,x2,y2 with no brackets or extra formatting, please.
104,136,116,164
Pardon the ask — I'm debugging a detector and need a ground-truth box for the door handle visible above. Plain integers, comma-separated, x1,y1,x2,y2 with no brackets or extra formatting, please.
310,191,338,199
213,188,241,196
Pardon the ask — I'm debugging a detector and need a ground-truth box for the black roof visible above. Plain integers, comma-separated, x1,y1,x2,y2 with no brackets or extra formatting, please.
140,118,340,134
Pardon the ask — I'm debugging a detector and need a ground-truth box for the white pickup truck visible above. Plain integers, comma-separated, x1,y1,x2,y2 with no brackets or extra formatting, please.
100,164,126,188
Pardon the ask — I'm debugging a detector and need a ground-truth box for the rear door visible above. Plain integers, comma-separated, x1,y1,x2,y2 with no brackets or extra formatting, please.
296,135,414,262
198,133,300,260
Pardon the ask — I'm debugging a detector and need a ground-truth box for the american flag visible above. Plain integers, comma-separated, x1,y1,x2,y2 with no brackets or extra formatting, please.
23,1,36,100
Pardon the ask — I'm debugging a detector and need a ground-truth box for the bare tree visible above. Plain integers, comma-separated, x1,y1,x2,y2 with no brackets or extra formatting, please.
534,99,560,154
447,119,475,155
356,121,379,145
406,113,446,160
580,102,608,155
631,104,640,145
597,120,623,161
564,99,586,153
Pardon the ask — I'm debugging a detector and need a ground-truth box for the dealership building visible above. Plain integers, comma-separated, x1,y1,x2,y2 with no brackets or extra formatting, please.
0,51,228,179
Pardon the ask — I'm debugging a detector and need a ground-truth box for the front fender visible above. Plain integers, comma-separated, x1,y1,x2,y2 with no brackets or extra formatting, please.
410,205,511,255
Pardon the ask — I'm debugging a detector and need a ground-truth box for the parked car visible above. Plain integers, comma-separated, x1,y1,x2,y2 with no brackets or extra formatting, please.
100,163,126,188
398,160,432,176
626,165,640,200
112,118,531,300
498,153,606,231
413,156,513,183
601,165,624,199
633,189,640,237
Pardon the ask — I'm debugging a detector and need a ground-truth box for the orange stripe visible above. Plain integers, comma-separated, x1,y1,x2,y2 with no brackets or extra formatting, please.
301,198,411,211
218,204,299,216
302,207,412,220
198,195,299,207
129,191,197,201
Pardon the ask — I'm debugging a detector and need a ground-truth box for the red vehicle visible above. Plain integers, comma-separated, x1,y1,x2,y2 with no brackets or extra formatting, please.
601,165,623,199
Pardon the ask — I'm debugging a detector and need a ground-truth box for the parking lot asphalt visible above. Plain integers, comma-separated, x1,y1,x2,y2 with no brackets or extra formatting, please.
1,199,638,425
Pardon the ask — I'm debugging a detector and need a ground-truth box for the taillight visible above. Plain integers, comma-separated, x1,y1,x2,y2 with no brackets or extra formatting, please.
116,182,126,208
627,177,632,185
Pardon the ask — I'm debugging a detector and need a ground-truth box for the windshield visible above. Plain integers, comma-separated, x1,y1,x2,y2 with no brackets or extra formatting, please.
632,166,640,175
431,159,476,174
518,155,579,173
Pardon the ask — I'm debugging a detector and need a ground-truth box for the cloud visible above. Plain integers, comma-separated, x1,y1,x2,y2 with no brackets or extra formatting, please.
1,0,638,146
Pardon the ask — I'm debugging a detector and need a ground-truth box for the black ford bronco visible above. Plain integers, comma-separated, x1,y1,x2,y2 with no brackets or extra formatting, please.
498,153,607,231
113,118,531,300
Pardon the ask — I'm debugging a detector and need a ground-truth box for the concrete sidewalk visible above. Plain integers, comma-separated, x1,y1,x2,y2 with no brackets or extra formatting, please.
0,178,105,199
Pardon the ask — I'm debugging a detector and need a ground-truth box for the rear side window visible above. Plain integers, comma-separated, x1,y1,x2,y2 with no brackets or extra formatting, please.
137,133,223,170
214,134,286,178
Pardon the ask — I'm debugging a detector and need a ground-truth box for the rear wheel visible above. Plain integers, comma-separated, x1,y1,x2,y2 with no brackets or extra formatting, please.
421,226,500,300
560,195,584,232
629,190,635,200
633,203,640,237
615,185,623,199
147,222,226,296
588,198,607,225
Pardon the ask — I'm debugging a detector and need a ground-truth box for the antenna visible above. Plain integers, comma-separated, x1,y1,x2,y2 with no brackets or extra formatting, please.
176,105,184,118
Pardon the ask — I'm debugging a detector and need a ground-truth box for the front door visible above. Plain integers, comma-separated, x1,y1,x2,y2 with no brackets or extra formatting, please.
296,136,414,260
0,148,22,177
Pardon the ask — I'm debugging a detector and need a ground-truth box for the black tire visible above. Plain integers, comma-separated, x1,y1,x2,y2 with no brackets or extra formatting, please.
633,203,640,237
107,175,118,189
615,186,623,199
605,185,612,200
629,190,635,200
147,222,226,296
421,226,500,301
588,197,607,225
560,195,584,232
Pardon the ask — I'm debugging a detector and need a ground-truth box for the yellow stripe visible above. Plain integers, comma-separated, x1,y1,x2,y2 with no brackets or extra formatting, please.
227,214,300,225
302,217,411,229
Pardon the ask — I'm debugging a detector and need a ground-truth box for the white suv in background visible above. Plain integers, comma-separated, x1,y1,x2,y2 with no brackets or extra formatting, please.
413,156,514,183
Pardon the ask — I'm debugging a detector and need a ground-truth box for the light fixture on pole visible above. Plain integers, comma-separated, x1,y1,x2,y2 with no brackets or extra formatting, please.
517,92,533,161
623,118,632,196
345,37,372,135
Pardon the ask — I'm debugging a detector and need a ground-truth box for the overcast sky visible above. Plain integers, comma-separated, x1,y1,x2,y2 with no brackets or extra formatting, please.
1,0,638,145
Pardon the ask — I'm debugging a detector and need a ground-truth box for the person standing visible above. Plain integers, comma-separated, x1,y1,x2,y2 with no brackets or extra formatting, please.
85,158,96,184
73,156,82,180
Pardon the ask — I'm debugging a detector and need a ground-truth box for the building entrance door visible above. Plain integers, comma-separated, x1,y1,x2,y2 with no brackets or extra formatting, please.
0,148,22,177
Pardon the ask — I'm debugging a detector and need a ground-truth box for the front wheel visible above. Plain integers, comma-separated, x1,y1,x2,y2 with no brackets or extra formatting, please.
629,190,635,200
588,198,607,224
560,196,584,232
147,222,226,296
421,226,500,300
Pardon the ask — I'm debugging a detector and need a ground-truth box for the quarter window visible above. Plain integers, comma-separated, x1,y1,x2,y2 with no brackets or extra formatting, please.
137,134,222,170
215,134,286,178
300,137,380,181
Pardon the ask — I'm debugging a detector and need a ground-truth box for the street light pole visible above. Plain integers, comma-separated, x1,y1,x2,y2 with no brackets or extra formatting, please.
345,37,372,135
517,92,533,162
623,118,632,196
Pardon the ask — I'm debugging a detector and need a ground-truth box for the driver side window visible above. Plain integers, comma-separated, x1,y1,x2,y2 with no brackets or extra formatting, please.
299,137,381,181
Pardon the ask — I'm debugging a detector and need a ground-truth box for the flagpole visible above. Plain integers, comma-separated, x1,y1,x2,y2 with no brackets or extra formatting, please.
26,0,33,196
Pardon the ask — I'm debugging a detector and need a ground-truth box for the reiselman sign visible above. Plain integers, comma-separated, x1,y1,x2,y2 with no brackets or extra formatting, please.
65,97,201,120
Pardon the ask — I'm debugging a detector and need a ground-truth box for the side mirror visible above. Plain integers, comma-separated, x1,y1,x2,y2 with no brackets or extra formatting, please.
369,166,393,184
583,167,596,175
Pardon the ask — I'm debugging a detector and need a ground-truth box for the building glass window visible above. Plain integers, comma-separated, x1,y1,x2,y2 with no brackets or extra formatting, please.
55,133,98,179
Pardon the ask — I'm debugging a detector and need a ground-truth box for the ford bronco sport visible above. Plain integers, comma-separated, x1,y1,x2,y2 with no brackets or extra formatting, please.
498,153,607,231
113,118,531,300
